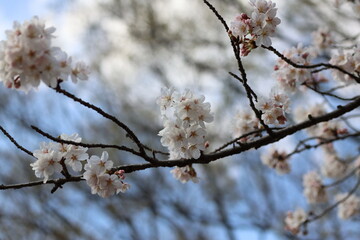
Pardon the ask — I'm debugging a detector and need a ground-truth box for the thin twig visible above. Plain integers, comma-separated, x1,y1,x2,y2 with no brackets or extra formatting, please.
212,127,284,153
263,45,360,83
31,125,157,162
305,177,360,223
0,176,83,191
305,84,358,101
202,0,275,137
202,0,229,31
0,125,34,157
286,132,360,158
324,168,358,188
54,84,147,155
141,144,169,156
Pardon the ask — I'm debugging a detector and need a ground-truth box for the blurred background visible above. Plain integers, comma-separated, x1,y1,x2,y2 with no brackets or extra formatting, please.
0,0,359,239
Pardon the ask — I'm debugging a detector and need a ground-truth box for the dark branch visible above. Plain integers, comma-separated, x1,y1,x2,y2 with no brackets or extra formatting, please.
263,45,360,83
0,125,34,157
31,125,157,163
0,176,83,191
202,0,229,31
305,177,360,224
53,84,147,155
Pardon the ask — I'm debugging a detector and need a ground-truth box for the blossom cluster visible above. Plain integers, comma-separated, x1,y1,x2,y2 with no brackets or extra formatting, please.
311,27,334,51
83,151,129,198
352,156,360,176
285,191,360,235
232,110,261,143
284,208,307,235
170,165,199,183
321,145,347,179
293,104,348,180
335,193,360,219
31,133,88,183
261,147,290,174
302,171,327,204
255,89,290,125
294,103,347,140
31,134,129,197
0,16,90,92
229,0,281,55
157,87,213,160
329,46,360,84
273,44,316,93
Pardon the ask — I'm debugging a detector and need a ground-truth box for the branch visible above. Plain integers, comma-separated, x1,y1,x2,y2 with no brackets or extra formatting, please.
324,167,359,188
2,98,360,191
202,0,229,31
0,125,34,157
31,125,157,163
263,45,360,83
0,176,83,192
305,177,360,224
202,97,360,163
286,132,360,158
202,0,275,137
54,84,147,156
304,83,359,101
212,127,284,153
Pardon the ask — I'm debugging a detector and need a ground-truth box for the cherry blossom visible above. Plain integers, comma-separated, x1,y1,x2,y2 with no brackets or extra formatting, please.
284,208,307,235
60,133,89,172
335,193,360,219
321,147,347,179
170,165,199,183
158,88,213,160
233,110,262,143
0,16,90,92
256,89,289,125
229,0,281,55
303,171,327,204
329,46,360,84
32,133,89,182
273,44,316,93
312,27,334,51
261,147,290,174
83,151,130,197
30,150,62,183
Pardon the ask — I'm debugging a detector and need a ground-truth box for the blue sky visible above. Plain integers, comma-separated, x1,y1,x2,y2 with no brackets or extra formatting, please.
0,0,51,35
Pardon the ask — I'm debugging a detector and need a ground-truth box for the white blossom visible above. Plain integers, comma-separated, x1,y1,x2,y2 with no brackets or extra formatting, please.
59,133,89,172
83,151,130,197
312,27,334,51
284,208,307,235
256,89,289,125
30,150,62,183
86,151,113,174
233,110,261,143
70,61,90,83
229,0,280,55
352,156,360,175
97,174,124,198
0,16,89,92
303,171,327,204
32,133,89,182
335,193,360,219
158,88,213,160
261,147,290,174
156,87,176,114
273,44,316,93
171,165,199,183
321,148,347,179
329,46,360,84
